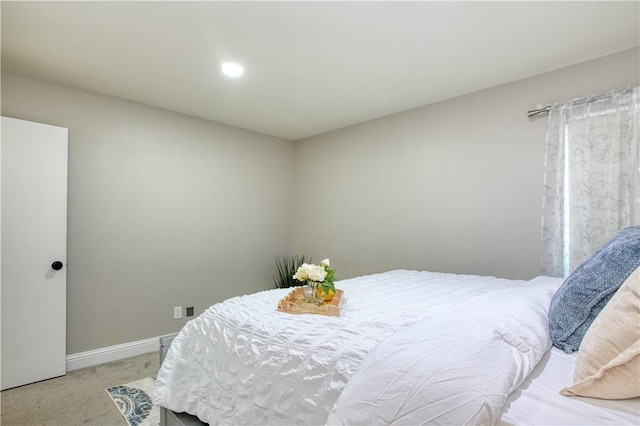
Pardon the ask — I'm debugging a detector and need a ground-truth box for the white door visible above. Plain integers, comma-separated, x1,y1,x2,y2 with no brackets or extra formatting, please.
1,116,68,390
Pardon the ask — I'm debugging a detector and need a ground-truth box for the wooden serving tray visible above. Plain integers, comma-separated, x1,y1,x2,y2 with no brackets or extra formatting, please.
277,287,344,316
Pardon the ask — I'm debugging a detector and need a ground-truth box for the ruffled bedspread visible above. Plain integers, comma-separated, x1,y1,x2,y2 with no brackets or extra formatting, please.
153,270,554,425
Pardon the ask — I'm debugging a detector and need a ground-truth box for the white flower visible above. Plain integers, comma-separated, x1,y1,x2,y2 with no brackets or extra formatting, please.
293,263,328,283
320,258,330,267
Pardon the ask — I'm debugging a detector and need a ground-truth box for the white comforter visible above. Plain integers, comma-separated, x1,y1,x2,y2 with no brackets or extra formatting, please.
326,278,560,425
153,270,560,425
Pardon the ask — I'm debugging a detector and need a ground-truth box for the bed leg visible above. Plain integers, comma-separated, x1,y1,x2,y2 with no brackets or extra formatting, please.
158,333,179,426
160,406,168,426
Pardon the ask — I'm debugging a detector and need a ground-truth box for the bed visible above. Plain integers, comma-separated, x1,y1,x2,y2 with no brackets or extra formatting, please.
153,262,639,425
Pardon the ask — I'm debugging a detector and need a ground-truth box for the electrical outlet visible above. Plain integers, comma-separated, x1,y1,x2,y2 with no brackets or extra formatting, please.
173,306,182,320
186,306,194,317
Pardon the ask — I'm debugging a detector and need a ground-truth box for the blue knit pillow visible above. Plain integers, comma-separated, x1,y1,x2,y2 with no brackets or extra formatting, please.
549,226,640,353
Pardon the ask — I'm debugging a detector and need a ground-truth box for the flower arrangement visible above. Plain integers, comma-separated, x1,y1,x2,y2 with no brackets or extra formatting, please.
293,258,336,296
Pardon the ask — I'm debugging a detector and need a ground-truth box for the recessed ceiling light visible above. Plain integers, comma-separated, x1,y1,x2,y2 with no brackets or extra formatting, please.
221,62,244,77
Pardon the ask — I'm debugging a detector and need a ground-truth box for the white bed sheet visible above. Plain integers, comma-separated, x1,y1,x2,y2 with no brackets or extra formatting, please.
500,346,640,425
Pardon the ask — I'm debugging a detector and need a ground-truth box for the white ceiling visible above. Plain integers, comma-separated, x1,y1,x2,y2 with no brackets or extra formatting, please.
2,1,639,141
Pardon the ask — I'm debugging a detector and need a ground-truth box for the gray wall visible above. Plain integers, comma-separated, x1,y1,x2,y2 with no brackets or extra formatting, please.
294,48,640,280
3,47,638,354
1,71,294,354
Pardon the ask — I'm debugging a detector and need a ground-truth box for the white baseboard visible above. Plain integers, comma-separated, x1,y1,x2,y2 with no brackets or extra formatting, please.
66,336,159,372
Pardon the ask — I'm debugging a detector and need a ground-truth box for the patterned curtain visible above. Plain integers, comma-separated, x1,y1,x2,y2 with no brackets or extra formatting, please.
541,86,640,277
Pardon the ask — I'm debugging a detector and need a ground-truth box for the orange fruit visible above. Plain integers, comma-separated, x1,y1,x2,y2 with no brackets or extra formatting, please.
317,286,335,302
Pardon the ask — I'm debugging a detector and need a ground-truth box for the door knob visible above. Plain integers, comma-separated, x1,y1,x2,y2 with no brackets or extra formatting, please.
51,261,64,271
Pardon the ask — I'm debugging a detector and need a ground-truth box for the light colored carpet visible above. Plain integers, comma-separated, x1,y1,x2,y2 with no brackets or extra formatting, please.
0,351,159,425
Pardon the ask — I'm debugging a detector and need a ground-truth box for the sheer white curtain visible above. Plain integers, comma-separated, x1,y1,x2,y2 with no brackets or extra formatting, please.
541,86,640,277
